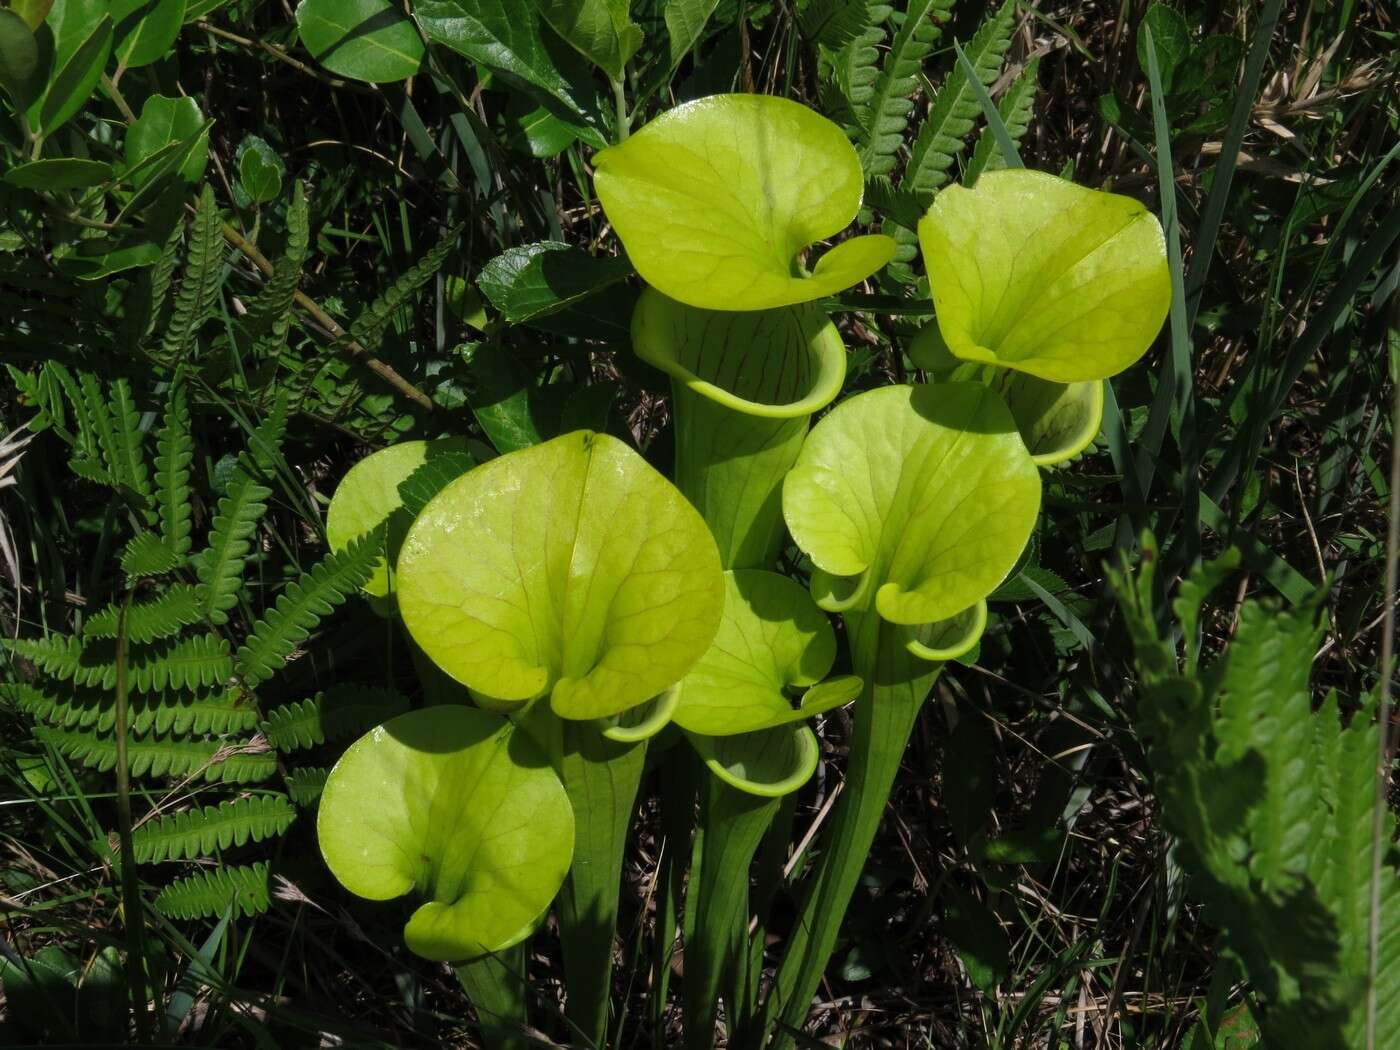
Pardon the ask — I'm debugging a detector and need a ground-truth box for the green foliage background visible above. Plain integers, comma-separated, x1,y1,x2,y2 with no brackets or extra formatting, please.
0,0,1396,1046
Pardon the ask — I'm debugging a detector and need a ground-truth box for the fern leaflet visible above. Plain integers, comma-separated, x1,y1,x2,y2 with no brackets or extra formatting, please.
83,585,202,644
234,535,378,686
285,766,328,806
133,796,295,863
261,686,409,751
160,184,225,364
247,182,310,356
154,381,194,560
856,0,954,177
153,862,270,919
347,222,463,350
964,56,1039,184
193,407,285,624
800,0,871,49
35,725,276,784
121,530,182,579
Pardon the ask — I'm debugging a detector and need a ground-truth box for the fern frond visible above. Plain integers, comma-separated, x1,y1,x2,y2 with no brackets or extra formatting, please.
826,5,890,120
192,410,285,624
234,536,378,686
863,175,927,232
856,0,954,177
964,56,1039,184
261,686,409,752
12,681,257,736
153,862,270,919
347,223,463,351
154,381,194,560
78,370,120,485
83,585,202,644
397,449,477,518
133,796,296,863
247,182,309,355
285,766,328,806
800,0,871,49
107,378,153,512
889,0,1016,279
159,184,225,363
35,725,276,783
121,531,182,579
1113,544,1400,1049
10,633,233,692
130,222,185,344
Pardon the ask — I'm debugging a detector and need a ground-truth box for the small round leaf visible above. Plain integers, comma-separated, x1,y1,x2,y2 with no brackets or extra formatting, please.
918,169,1170,383
318,706,574,962
295,0,423,83
397,431,724,720
594,94,895,311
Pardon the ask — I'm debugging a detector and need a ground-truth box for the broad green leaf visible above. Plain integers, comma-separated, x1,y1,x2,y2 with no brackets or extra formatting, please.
3,156,111,189
593,94,896,311
236,134,283,203
477,240,633,323
414,0,597,122
539,0,640,83
918,169,1171,383
11,1,55,31
295,0,423,83
673,570,860,736
112,0,185,68
782,382,1041,625
55,236,162,279
943,886,1009,992
396,430,724,720
662,0,718,69
318,706,574,962
689,723,819,797
458,342,553,454
1136,2,1190,94
26,0,113,137
124,93,209,187
995,373,1104,466
631,287,846,418
325,438,473,601
503,97,580,157
0,10,42,106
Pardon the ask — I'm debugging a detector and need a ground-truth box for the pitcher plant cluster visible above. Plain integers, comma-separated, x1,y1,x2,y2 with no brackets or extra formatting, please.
316,94,1170,1047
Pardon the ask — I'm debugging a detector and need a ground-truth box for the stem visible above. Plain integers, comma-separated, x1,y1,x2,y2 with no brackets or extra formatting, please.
454,944,531,1050
683,778,779,1050
758,612,941,1049
612,76,629,143
555,720,647,1048
114,593,153,1041
217,221,435,411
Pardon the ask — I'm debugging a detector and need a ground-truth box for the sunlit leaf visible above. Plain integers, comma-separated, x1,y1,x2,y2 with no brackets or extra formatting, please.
318,706,574,962
918,169,1170,383
594,93,895,310
396,431,724,719
783,382,1041,624
295,0,423,83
